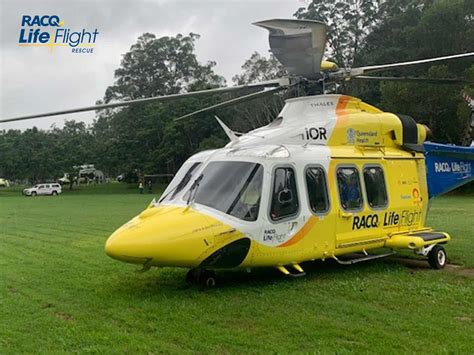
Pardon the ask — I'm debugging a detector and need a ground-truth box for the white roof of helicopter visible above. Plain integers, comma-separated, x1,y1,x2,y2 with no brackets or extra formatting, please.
189,143,329,165
186,95,354,166
277,94,342,121
226,94,354,149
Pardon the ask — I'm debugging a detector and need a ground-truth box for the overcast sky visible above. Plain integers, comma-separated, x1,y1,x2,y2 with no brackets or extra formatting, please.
0,0,306,130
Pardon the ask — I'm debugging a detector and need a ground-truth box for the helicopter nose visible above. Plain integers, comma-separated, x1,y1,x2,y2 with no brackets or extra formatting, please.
104,205,247,268
105,234,139,263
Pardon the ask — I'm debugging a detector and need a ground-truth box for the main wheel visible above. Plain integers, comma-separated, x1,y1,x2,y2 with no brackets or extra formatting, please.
185,269,217,287
428,245,447,269
199,270,217,287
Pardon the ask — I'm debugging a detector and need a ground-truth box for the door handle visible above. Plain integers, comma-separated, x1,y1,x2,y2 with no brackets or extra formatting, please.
340,212,352,219
288,221,298,233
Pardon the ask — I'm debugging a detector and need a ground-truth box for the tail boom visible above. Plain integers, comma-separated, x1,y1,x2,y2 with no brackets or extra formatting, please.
424,142,473,198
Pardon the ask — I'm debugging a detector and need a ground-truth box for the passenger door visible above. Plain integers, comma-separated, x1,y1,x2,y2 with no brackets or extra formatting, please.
335,163,389,247
37,185,46,195
265,166,304,246
335,165,366,246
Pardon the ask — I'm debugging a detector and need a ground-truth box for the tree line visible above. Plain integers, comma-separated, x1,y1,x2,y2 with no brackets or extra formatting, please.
1,0,473,183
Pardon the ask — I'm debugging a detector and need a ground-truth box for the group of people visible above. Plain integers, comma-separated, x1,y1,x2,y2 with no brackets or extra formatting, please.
138,180,153,194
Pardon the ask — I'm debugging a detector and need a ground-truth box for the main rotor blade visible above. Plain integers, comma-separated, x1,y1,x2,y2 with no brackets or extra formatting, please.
352,75,474,84
174,86,287,122
254,19,326,79
0,78,289,124
350,52,474,76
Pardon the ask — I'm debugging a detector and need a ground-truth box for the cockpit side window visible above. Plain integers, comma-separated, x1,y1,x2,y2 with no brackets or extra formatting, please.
160,162,202,202
270,167,299,221
337,167,363,211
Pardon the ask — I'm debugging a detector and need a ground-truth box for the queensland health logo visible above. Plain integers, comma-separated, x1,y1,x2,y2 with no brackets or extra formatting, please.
18,15,99,54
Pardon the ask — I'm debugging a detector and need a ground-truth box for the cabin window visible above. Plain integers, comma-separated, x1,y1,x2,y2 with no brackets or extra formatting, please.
337,167,363,211
192,161,263,222
160,161,202,202
270,167,299,221
305,167,329,214
363,166,388,209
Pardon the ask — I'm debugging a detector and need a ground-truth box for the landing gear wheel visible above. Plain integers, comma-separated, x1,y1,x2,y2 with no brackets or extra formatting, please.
428,245,447,269
199,270,217,288
185,269,218,287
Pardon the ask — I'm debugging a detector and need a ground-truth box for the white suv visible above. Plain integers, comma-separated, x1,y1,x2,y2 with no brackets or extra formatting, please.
23,183,62,196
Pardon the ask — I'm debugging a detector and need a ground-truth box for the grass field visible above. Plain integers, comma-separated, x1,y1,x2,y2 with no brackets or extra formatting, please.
1,184,473,353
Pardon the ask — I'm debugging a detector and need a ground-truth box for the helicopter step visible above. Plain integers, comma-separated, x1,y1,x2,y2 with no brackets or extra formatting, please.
276,264,306,277
385,230,450,249
332,251,396,265
410,231,449,242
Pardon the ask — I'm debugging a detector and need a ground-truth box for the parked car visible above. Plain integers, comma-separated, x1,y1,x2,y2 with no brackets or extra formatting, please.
23,183,62,196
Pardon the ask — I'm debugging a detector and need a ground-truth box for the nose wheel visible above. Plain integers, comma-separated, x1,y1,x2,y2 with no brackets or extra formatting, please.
185,268,218,287
428,245,447,269
416,244,448,269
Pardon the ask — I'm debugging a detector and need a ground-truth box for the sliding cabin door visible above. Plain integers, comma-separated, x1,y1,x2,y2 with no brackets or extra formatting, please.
334,161,390,248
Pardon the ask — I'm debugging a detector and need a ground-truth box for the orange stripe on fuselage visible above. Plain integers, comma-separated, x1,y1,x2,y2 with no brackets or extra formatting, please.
278,215,319,247
276,96,353,249
336,95,352,122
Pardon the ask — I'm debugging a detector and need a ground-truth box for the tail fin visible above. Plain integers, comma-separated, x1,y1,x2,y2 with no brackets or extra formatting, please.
424,142,473,198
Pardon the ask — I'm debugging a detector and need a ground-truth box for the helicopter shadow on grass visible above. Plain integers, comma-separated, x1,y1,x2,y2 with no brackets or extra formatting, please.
214,256,427,290
109,255,422,296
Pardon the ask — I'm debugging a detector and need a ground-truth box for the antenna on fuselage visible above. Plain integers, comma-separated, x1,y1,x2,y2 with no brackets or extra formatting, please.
215,115,239,143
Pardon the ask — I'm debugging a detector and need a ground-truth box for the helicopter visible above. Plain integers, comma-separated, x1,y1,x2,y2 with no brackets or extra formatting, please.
2,19,473,287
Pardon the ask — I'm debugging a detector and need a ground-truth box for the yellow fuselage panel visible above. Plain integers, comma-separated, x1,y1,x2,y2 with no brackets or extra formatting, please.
105,206,248,267
327,96,427,149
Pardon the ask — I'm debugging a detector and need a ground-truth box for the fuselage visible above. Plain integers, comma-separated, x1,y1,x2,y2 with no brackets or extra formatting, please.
105,95,446,270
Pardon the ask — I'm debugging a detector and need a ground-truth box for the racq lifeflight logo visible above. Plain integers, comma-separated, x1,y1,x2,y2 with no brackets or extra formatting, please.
18,15,99,54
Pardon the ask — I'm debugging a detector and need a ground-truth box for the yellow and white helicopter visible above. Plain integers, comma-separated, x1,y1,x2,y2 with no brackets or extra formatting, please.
2,19,473,286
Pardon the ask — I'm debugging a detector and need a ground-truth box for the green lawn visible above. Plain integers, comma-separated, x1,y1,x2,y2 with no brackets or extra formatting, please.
1,185,473,353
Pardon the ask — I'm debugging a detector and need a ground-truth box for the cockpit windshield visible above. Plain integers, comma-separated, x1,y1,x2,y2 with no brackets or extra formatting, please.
160,162,202,203
188,161,263,221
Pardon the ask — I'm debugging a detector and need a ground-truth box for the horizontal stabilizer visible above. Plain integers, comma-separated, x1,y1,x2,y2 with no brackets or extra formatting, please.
424,142,474,198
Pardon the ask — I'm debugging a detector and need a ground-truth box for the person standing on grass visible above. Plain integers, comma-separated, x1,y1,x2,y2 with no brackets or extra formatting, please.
147,179,152,193
139,182,144,194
